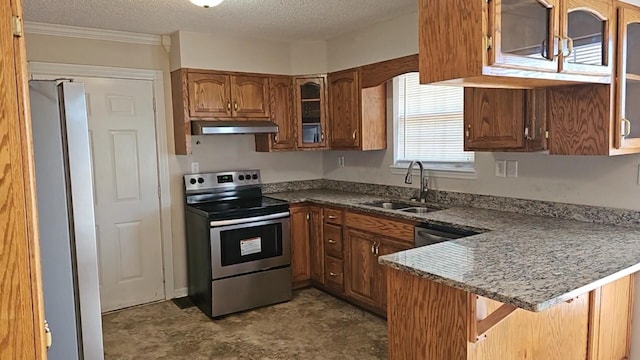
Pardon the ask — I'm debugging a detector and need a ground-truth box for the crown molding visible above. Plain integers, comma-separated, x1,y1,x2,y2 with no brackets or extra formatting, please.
24,21,162,46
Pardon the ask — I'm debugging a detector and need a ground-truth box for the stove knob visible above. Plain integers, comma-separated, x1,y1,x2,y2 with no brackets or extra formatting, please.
245,174,251,180
197,177,204,184
239,175,245,180
252,174,258,180
189,178,197,185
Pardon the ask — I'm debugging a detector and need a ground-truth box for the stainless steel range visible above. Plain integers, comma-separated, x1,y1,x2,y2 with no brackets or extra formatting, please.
184,170,292,318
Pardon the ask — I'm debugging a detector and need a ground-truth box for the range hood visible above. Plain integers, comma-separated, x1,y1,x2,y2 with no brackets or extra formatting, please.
191,120,279,135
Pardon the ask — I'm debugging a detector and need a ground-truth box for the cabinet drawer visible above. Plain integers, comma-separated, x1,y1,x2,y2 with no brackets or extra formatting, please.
345,212,414,243
324,223,343,259
324,208,344,225
325,256,344,289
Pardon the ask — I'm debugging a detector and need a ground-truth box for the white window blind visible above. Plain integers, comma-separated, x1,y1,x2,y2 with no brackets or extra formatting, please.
396,73,474,164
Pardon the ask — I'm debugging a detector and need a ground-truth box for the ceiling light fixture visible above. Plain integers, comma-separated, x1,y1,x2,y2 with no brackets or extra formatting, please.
189,0,224,8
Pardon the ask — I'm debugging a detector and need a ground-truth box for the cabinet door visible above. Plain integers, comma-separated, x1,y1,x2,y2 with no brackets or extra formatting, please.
309,207,324,284
376,239,410,313
230,75,270,118
188,72,231,118
328,70,361,149
290,207,310,284
560,0,613,76
269,77,296,150
464,88,526,150
295,77,328,148
615,6,640,151
490,0,560,72
345,228,377,307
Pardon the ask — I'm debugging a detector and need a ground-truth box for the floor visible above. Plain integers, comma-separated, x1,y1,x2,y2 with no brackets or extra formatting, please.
102,288,388,360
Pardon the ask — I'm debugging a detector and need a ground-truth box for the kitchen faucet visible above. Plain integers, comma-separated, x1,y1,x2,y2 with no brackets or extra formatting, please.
404,160,428,202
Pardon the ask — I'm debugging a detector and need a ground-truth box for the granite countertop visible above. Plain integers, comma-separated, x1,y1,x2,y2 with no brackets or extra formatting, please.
267,189,640,312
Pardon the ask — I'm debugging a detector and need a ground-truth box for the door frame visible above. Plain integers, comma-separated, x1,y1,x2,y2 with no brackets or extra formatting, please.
27,62,176,300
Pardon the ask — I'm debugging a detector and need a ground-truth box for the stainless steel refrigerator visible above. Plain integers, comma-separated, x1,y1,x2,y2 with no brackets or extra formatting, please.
30,80,104,360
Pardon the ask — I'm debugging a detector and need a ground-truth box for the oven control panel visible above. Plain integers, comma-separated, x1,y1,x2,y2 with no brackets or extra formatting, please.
184,170,261,192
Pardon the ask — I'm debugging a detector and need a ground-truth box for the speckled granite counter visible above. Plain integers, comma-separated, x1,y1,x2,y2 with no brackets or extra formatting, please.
267,189,640,312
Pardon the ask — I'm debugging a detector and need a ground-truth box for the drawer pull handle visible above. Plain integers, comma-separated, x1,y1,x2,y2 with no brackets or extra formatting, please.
328,239,337,244
329,272,338,277
328,215,337,219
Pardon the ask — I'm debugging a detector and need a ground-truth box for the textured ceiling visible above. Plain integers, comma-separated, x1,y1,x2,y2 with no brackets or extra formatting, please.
23,0,417,41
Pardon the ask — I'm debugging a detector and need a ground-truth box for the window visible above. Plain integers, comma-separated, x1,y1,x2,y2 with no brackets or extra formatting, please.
394,72,474,171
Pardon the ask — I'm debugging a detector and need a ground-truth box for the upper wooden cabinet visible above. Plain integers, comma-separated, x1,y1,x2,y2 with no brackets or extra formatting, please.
255,76,297,152
464,88,547,151
295,76,328,149
187,71,269,119
615,5,640,152
419,0,614,87
328,69,387,150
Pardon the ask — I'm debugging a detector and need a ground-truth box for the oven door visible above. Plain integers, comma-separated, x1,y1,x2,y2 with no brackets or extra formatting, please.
210,212,290,279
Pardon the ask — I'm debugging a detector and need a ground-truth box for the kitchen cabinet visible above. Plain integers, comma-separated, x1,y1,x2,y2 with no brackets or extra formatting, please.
418,0,613,87
345,229,378,307
295,76,328,149
344,211,414,314
309,206,324,284
464,88,547,151
615,5,640,152
255,76,296,152
187,71,270,119
328,69,387,150
171,69,271,155
290,206,311,287
322,207,345,292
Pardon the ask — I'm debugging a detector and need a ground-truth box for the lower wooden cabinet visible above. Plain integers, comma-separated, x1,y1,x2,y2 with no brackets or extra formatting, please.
290,206,311,286
289,205,414,315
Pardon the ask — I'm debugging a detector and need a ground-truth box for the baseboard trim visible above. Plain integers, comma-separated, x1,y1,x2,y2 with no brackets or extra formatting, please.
173,287,188,298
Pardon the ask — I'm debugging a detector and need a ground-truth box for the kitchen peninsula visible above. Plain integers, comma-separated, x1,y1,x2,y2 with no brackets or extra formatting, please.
379,209,639,360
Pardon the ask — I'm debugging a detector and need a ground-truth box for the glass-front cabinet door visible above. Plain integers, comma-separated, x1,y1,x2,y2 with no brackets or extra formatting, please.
489,0,560,72
295,77,327,149
560,0,612,76
616,7,640,151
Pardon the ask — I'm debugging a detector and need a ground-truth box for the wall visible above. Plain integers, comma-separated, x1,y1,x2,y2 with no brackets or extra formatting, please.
25,32,324,297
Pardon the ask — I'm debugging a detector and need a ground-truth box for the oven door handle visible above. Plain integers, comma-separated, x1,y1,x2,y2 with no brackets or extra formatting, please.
210,212,290,227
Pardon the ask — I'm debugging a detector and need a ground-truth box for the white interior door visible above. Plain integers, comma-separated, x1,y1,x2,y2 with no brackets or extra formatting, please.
79,76,165,312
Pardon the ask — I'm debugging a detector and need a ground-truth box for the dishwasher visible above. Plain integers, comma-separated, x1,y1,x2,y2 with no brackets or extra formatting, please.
414,223,480,247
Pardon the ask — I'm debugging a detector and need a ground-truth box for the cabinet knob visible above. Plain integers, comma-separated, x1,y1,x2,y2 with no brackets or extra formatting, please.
564,37,574,58
352,129,358,140
329,272,338,277
321,131,325,142
226,101,231,112
371,242,376,254
234,102,239,111
328,239,337,244
327,215,337,220
273,133,279,144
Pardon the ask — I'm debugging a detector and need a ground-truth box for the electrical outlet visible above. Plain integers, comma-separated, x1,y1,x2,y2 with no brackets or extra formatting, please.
191,162,199,174
337,156,345,168
506,160,518,178
495,160,506,178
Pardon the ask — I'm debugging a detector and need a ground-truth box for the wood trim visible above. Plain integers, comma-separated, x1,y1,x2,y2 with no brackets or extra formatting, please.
360,54,419,88
170,69,191,155
1,0,46,356
587,287,603,360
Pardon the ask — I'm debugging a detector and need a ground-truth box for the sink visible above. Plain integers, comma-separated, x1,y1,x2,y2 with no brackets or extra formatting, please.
361,201,413,210
400,207,438,214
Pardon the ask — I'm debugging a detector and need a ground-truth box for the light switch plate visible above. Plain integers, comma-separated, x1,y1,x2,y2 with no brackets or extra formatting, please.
337,156,345,168
191,162,199,174
506,160,518,178
495,160,506,178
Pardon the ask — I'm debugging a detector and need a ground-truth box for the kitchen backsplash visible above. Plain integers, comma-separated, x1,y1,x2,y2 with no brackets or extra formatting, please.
264,179,640,228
